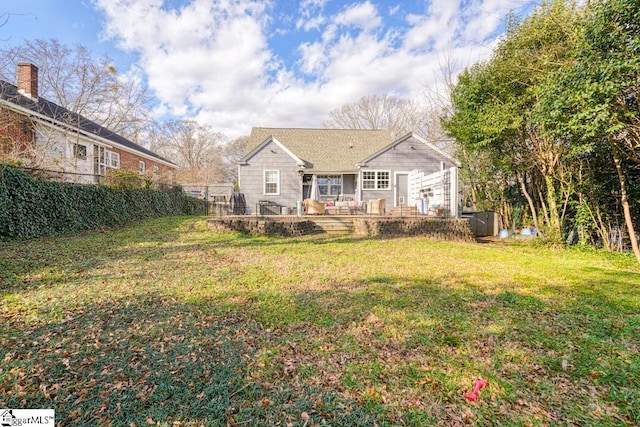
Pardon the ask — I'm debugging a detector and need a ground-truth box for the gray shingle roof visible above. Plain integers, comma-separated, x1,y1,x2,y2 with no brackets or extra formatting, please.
246,127,393,172
0,80,176,166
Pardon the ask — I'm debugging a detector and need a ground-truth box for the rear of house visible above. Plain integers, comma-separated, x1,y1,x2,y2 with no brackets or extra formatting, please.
237,127,461,216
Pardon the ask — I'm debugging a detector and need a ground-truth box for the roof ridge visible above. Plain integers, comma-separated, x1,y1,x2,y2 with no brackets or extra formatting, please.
252,126,391,132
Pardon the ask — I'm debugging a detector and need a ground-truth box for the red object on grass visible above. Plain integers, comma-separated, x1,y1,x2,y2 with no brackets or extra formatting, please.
464,378,489,401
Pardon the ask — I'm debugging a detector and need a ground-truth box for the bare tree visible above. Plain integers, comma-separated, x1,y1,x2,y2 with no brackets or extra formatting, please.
323,94,428,140
423,49,465,154
0,39,153,142
220,135,251,183
151,119,230,184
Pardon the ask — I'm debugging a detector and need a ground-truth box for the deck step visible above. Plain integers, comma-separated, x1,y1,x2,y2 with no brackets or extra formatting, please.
309,216,355,234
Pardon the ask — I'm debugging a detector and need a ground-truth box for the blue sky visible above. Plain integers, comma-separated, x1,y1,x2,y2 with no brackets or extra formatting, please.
1,0,540,138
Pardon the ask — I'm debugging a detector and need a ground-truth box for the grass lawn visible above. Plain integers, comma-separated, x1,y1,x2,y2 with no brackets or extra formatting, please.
1,216,639,426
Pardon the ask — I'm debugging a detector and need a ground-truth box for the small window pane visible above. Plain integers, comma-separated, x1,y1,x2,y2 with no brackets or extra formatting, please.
378,171,390,189
73,144,87,160
265,183,277,193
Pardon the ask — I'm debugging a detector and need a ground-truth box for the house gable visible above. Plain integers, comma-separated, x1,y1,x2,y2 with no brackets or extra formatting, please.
358,132,459,170
239,136,305,168
238,137,304,212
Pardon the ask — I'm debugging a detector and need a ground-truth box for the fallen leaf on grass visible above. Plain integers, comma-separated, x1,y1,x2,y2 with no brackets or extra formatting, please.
462,407,474,423
283,358,296,376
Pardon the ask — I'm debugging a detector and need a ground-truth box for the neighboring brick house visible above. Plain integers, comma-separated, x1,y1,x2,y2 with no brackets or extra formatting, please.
0,63,177,184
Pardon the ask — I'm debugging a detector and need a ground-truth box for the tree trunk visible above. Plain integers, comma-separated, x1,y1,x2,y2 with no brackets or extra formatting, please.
584,195,612,251
544,173,562,239
516,171,539,229
612,145,640,263
470,184,479,211
500,198,511,230
537,187,550,231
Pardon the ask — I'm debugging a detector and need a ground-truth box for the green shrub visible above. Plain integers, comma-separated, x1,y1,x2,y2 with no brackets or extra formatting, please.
103,168,151,189
0,164,206,241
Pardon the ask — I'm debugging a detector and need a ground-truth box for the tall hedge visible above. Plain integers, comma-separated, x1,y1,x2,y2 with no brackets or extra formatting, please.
0,164,206,241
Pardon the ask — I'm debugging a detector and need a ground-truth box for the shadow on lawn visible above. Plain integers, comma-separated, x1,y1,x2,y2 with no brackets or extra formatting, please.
0,226,377,298
2,217,639,425
2,275,638,425
0,295,380,427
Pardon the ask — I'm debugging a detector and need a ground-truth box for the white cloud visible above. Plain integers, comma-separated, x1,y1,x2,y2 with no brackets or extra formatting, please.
296,0,328,31
334,1,382,32
94,0,532,139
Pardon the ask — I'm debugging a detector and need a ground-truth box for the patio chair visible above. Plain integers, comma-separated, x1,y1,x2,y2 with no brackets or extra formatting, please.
367,199,386,215
303,198,325,215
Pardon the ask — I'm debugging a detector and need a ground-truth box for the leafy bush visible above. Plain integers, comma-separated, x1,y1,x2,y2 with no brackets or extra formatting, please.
0,164,206,241
103,168,151,189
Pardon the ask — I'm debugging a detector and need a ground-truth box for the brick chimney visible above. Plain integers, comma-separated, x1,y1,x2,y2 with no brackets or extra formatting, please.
17,63,38,100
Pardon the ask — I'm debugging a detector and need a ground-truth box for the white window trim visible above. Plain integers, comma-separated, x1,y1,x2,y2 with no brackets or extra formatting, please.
362,170,391,190
317,175,343,197
263,170,280,195
103,150,120,169
139,160,146,174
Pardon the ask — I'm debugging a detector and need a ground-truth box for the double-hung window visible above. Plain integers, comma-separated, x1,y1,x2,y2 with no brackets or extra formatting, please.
264,170,280,195
362,171,390,189
94,147,120,175
103,150,120,169
317,175,342,196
